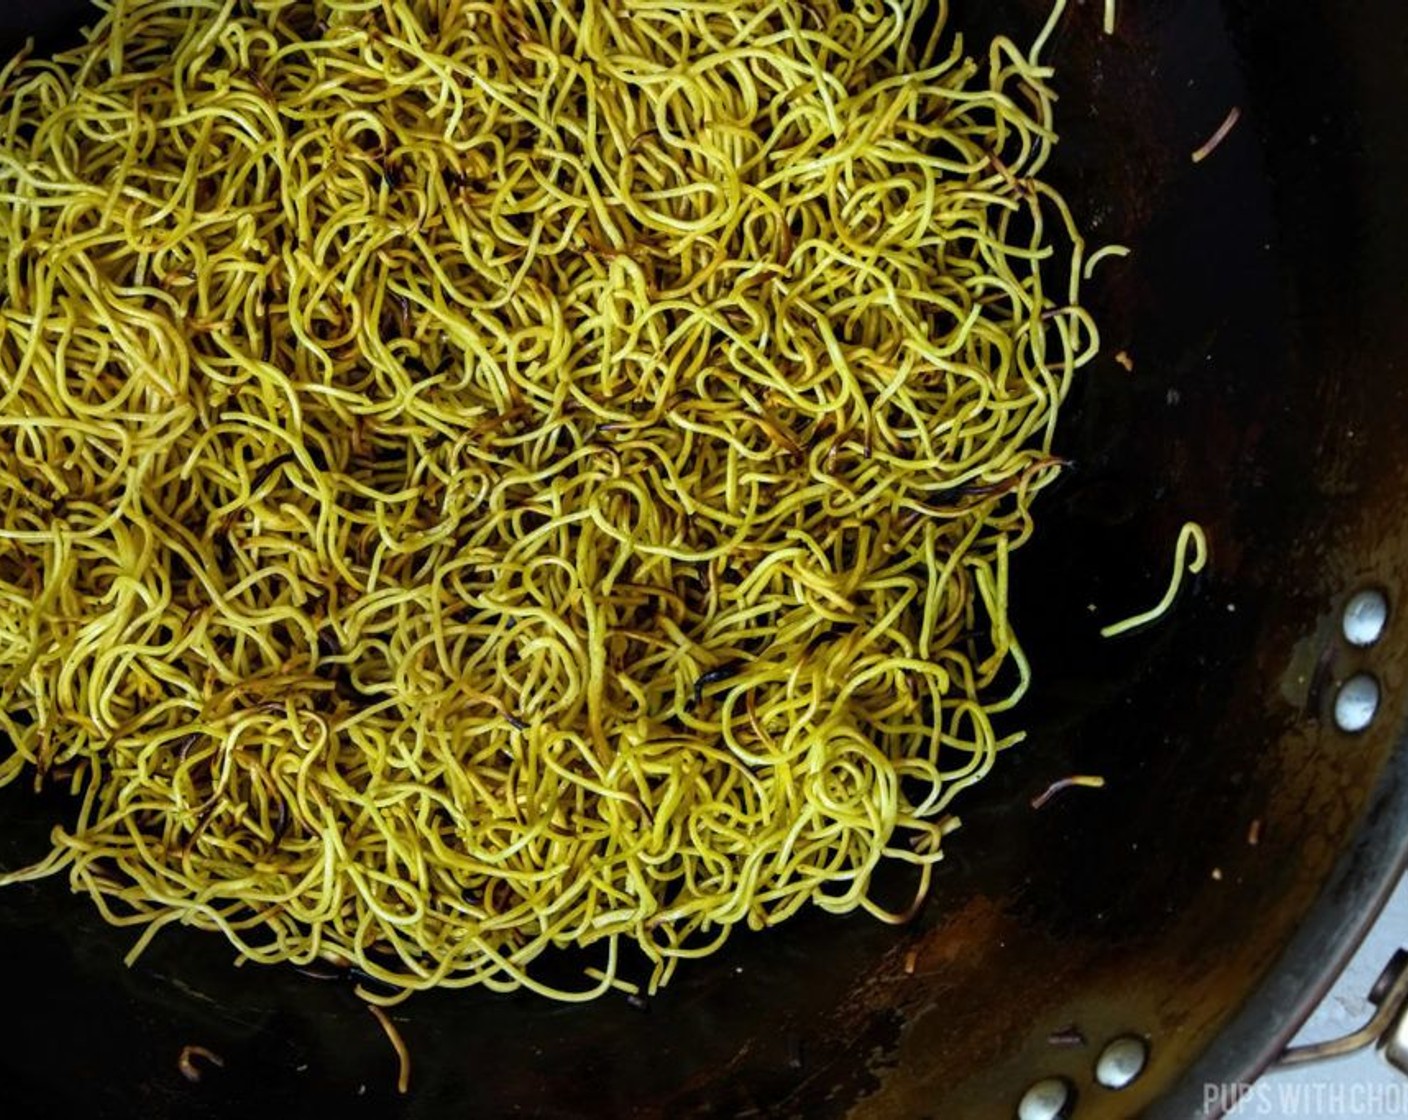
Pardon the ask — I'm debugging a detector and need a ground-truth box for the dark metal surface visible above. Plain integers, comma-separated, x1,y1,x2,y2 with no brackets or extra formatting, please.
2,1,1408,1118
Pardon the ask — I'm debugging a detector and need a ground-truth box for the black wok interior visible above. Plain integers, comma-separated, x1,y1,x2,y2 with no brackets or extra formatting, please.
2,1,1408,1117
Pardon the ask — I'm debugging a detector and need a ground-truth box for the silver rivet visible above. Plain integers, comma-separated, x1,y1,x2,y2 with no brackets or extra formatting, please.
1095,1035,1148,1089
1334,674,1380,733
1343,589,1389,647
1017,1077,1074,1120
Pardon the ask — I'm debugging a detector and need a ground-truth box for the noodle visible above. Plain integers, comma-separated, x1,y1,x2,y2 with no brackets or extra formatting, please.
1100,522,1209,638
177,1044,226,1083
1029,773,1105,810
1192,106,1243,163
1084,244,1131,280
369,1004,411,1095
0,0,1110,1002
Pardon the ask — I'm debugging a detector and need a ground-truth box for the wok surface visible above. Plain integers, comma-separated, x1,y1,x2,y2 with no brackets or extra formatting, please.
2,1,1408,1117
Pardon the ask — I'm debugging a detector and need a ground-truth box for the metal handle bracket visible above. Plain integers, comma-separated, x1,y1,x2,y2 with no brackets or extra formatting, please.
1277,948,1408,1073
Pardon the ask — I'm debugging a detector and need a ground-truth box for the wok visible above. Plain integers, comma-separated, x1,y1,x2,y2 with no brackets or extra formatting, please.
2,1,1407,1117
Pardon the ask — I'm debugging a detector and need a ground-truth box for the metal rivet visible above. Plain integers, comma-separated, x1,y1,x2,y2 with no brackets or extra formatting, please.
1343,589,1389,647
1017,1077,1074,1120
1095,1035,1148,1090
1334,674,1380,733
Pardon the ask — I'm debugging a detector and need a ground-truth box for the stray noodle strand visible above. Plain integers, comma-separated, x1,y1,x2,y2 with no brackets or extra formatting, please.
1192,107,1243,164
369,1005,411,1096
1100,522,1209,638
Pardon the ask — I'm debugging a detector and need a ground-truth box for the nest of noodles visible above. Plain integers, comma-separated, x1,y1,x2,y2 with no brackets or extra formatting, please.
0,0,1100,1000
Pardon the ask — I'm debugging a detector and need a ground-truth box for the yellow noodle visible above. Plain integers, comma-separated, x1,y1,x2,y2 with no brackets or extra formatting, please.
368,1004,411,1095
1084,244,1131,280
1192,106,1243,164
1100,522,1210,638
0,0,1112,1002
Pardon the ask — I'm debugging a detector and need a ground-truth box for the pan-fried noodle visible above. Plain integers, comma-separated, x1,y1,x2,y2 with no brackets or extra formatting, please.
0,0,1107,1001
